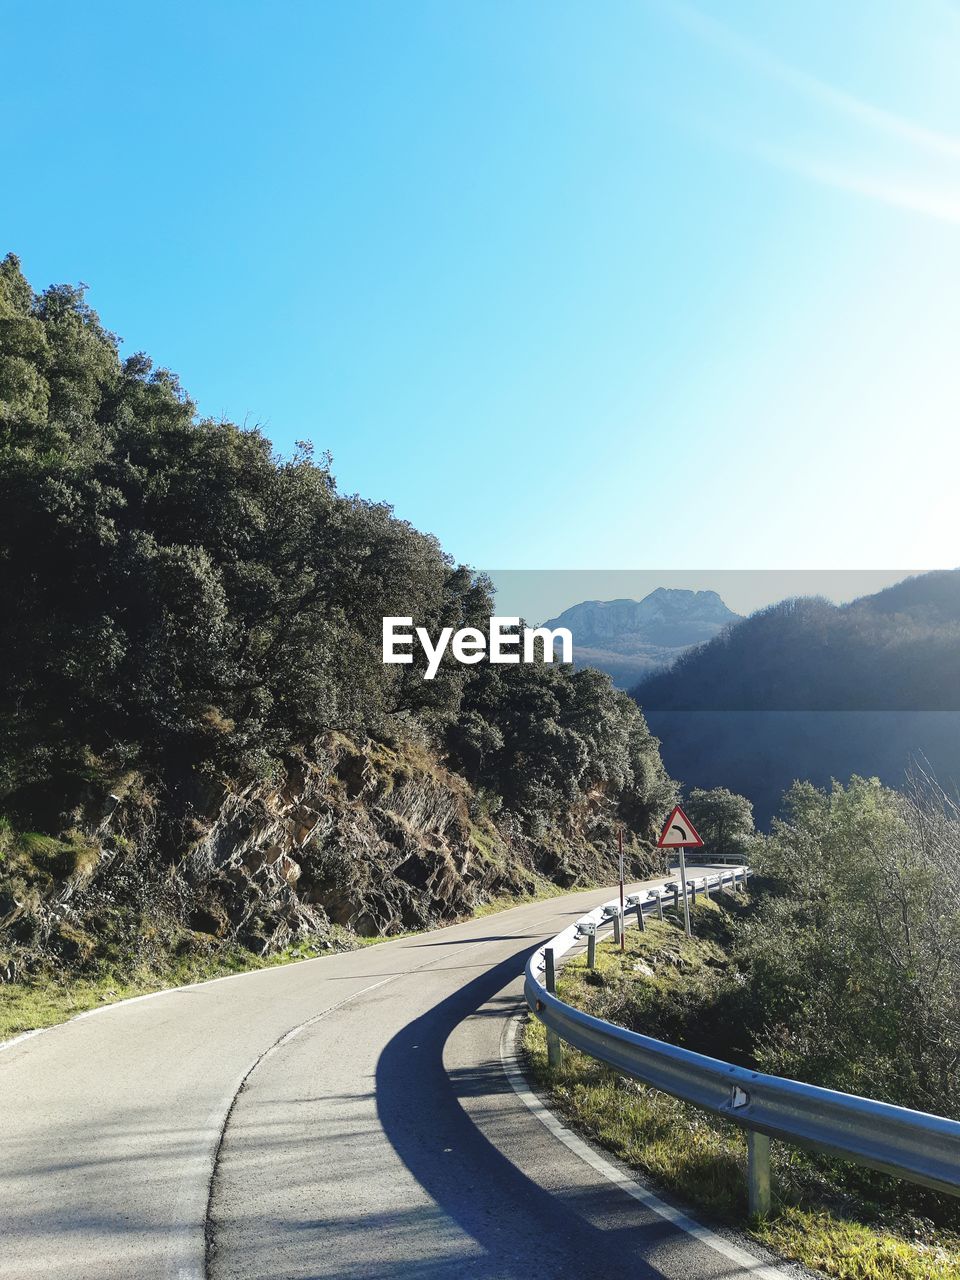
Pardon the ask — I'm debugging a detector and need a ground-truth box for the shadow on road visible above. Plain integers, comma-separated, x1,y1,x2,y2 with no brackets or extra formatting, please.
374,943,672,1280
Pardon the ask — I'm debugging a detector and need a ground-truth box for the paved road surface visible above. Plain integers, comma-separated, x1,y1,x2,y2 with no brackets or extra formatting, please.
0,869,785,1279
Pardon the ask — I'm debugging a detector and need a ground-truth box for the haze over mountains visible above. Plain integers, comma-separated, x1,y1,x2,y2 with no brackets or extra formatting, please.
542,588,741,687
631,570,960,824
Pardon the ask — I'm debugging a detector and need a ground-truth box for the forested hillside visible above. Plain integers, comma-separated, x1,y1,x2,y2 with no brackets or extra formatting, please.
637,579,960,711
0,254,675,983
633,577,960,823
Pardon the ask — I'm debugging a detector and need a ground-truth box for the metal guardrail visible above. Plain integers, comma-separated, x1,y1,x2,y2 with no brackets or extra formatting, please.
524,868,960,1216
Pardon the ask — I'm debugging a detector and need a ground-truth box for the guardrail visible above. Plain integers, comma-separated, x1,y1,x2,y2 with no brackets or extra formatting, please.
524,867,960,1217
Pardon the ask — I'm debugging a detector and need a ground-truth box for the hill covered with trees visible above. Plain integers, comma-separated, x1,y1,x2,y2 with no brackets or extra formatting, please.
0,254,675,985
636,576,960,712
632,575,960,823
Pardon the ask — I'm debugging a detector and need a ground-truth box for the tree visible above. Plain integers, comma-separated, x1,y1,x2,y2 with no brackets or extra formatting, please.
0,252,676,861
0,253,492,813
742,773,960,1116
685,787,754,859
447,653,675,839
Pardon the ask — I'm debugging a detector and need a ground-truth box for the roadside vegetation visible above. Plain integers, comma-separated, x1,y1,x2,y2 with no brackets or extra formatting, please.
523,773,960,1280
0,944,296,1041
0,920,400,1041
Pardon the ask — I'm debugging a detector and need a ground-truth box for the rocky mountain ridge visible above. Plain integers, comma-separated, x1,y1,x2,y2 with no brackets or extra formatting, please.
542,588,740,687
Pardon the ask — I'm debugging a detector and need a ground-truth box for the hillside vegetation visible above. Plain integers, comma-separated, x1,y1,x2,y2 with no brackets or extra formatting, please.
611,771,960,1123
637,578,960,712
633,575,960,821
0,254,675,992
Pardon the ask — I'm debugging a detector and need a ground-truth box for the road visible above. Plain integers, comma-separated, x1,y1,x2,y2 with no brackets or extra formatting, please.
0,869,787,1280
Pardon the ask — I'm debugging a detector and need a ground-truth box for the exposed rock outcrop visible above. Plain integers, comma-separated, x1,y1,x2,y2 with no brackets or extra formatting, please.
0,732,660,980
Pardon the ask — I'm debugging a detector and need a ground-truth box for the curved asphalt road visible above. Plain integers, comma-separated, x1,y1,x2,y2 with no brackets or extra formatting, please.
0,870,786,1280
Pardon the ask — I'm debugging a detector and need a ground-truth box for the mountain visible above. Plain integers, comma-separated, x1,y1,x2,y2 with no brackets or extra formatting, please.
632,570,960,824
542,588,741,688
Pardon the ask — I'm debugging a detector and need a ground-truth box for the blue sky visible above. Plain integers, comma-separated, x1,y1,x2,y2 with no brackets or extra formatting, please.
4,0,960,583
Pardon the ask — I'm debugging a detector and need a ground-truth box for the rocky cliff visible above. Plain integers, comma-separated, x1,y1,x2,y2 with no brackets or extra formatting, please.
0,732,660,982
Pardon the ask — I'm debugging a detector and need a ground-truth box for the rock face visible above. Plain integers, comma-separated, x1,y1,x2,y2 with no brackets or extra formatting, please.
184,734,658,942
188,737,496,946
0,732,660,979
542,589,740,688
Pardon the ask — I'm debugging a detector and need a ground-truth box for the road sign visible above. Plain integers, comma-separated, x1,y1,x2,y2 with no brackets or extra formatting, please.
656,805,703,849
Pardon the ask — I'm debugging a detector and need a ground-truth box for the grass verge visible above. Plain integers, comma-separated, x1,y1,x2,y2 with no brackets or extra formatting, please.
472,873,572,917
0,933,349,1041
521,903,960,1280
0,874,592,1042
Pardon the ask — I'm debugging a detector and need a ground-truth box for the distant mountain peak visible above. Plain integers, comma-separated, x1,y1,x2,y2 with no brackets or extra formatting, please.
541,589,740,687
545,588,738,632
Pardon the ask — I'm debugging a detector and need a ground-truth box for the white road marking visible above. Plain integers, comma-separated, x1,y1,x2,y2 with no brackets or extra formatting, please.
0,1027,43,1055
499,1013,790,1280
170,974,401,1280
193,924,552,1280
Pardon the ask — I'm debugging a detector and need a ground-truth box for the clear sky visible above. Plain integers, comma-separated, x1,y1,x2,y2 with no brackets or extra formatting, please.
4,0,959,582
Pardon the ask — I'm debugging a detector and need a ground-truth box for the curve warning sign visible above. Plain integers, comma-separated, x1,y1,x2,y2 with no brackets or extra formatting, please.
656,805,703,849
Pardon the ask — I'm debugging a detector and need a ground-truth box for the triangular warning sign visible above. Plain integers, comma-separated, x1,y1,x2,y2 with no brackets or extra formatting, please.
656,804,703,849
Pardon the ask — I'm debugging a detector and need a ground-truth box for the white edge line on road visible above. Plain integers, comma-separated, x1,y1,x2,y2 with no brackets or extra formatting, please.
0,1027,43,1055
173,974,400,1280
500,1013,790,1280
0,915,500,1053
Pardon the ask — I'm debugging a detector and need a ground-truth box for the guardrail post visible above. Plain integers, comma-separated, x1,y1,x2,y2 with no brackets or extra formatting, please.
545,947,556,993
747,1130,771,1218
544,947,563,1068
691,880,697,907
612,912,622,946
656,894,663,921
673,885,680,914
587,932,596,969
636,901,645,932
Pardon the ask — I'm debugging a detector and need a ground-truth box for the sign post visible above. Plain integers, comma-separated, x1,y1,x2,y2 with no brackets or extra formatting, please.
656,804,704,940
678,849,692,939
618,826,625,952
